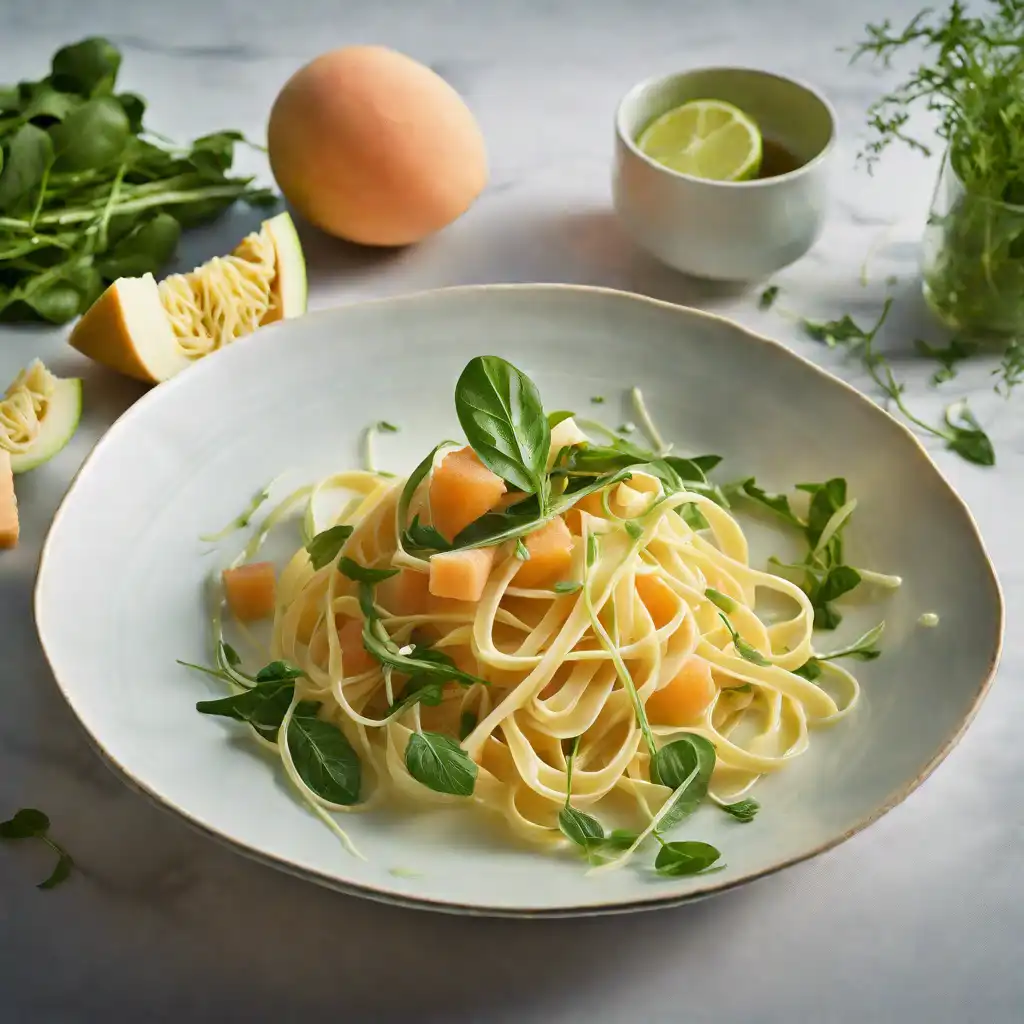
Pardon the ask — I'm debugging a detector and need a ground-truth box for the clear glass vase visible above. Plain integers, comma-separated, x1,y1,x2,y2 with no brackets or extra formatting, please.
922,151,1024,341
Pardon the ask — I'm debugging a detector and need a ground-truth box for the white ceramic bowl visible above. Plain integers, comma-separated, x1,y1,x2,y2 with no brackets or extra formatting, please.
612,67,836,281
35,285,1001,917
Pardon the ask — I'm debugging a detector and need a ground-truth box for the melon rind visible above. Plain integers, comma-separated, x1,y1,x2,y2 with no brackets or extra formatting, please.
10,377,83,473
264,211,308,318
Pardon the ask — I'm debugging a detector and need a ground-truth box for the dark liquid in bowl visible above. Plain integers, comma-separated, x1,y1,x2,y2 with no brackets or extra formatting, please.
758,139,803,178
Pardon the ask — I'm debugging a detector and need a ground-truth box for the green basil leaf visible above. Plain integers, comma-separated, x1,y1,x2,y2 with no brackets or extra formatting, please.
0,124,54,211
287,712,362,804
51,37,122,96
650,734,716,830
558,806,606,847
455,356,550,495
405,731,478,796
654,840,722,876
338,556,399,584
547,409,575,428
719,798,759,823
49,97,129,171
0,808,50,839
306,524,354,570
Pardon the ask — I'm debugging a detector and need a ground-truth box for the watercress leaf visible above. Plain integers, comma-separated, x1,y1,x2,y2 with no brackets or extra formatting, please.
558,806,605,847
915,336,977,385
405,731,478,796
23,279,83,324
361,617,487,688
797,477,847,548
0,808,50,838
459,710,478,740
187,130,245,178
38,850,74,890
21,84,81,123
600,829,640,851
547,410,575,428
455,356,550,495
49,97,130,171
0,123,53,211
51,37,122,96
705,588,736,613
650,734,716,830
288,712,362,804
794,659,823,681
115,92,145,132
654,840,722,876
678,502,710,530
719,798,760,823
96,211,180,278
802,314,867,347
306,524,354,570
718,611,771,666
943,400,995,466
401,515,452,553
338,556,399,584
812,564,862,605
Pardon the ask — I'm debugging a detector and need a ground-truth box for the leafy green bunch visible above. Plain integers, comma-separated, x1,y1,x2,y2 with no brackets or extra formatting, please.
853,1,1024,336
0,37,275,323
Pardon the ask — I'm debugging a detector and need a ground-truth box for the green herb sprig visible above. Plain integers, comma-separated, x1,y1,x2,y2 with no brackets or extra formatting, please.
0,37,274,323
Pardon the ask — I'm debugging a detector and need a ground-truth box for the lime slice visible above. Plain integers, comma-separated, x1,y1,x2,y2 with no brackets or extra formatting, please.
638,100,763,181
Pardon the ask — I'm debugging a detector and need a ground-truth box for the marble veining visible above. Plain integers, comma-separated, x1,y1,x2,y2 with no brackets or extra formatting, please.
1,1,1021,1021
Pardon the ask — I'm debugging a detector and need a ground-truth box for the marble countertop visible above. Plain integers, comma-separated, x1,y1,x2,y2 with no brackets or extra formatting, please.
2,1,1021,1021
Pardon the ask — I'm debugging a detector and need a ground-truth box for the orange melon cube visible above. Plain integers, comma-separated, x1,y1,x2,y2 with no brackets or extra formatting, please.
635,573,678,629
223,562,276,622
378,567,431,617
646,657,717,726
513,517,574,588
429,546,496,602
337,616,376,675
429,446,506,541
0,450,18,549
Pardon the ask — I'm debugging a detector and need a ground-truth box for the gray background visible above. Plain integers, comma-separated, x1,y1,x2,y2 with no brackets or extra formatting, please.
1,1,1021,1021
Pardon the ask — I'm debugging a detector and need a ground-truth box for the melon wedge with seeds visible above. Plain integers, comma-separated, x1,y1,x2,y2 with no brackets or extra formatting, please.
69,212,307,384
0,360,82,474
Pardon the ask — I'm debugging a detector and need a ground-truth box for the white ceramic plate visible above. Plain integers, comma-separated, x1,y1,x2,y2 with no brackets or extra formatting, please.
35,285,1002,917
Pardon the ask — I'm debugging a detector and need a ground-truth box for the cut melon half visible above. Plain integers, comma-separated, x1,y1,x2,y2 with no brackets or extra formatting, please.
0,360,83,474
68,211,307,384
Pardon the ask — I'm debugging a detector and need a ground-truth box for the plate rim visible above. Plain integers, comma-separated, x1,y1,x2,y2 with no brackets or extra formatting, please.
33,282,1005,917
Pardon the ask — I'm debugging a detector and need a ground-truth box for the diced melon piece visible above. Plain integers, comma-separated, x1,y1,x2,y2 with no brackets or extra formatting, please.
223,562,276,622
429,446,506,541
429,546,497,602
0,450,18,549
635,573,679,629
564,490,606,534
337,616,376,675
377,567,431,617
513,517,574,588
646,657,717,726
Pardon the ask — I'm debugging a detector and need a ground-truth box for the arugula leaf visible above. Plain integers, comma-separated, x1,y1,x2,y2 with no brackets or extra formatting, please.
195,665,301,738
726,478,804,528
400,515,451,554
719,798,760,823
0,808,74,889
459,710,478,740
654,841,722,876
338,557,399,585
717,612,771,666
455,356,550,497
650,734,716,830
405,732,478,796
915,336,978,385
306,525,354,570
287,711,362,804
679,502,710,530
